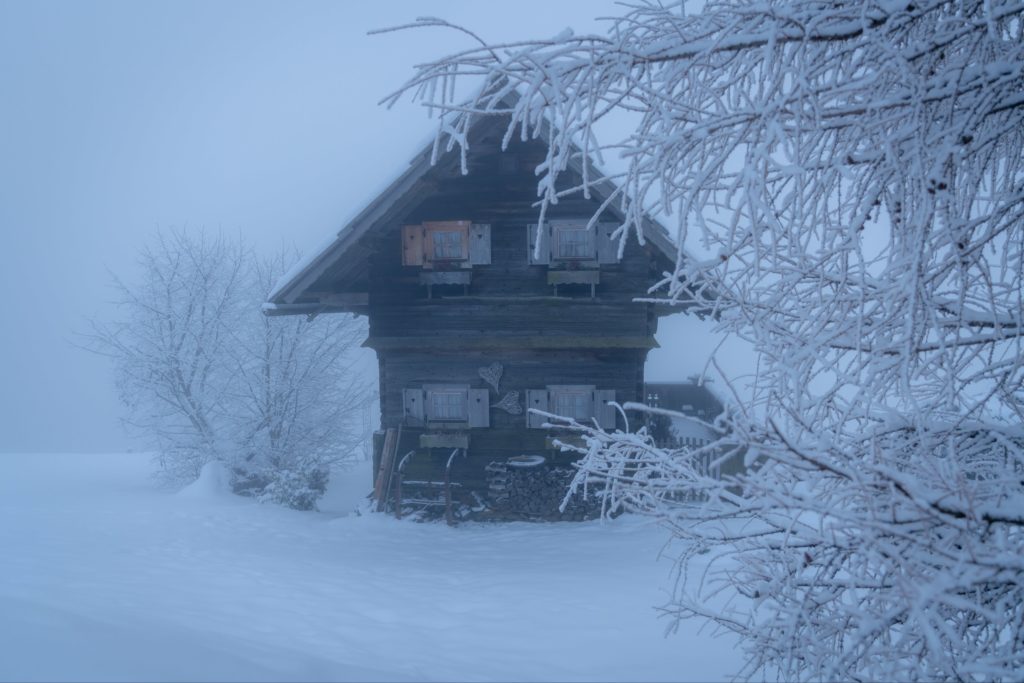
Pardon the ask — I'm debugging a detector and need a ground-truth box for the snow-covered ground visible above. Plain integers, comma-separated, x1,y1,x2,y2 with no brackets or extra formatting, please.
0,453,737,682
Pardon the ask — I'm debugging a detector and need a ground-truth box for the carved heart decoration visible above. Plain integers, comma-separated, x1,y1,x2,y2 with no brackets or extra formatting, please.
494,391,522,415
478,362,503,393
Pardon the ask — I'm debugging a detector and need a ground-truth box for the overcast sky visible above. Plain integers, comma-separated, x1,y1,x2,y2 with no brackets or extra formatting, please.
0,0,750,453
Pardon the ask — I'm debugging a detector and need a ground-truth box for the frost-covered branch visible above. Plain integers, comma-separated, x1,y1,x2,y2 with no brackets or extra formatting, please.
386,0,1024,679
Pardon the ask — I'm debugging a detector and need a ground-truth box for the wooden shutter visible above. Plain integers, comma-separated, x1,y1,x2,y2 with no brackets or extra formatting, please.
401,224,424,266
468,388,490,428
593,389,617,430
403,388,425,423
468,223,491,265
526,389,549,428
596,223,620,264
527,224,551,265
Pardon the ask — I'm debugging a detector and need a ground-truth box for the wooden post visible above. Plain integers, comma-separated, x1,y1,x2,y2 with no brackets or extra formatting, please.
374,428,399,512
394,472,403,520
444,448,461,526
394,450,415,520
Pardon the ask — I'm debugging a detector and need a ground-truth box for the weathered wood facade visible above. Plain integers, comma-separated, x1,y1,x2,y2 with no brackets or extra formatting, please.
267,115,701,519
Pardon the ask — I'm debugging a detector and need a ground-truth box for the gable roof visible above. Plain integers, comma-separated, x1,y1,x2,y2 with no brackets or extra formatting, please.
264,114,695,317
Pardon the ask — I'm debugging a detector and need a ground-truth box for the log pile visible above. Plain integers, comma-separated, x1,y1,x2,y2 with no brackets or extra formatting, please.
485,459,603,521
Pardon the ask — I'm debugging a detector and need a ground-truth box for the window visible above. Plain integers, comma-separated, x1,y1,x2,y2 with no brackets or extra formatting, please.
404,385,490,428
430,388,468,421
425,223,469,262
553,388,593,421
402,221,491,268
555,227,592,259
527,220,619,265
527,386,616,429
431,230,464,260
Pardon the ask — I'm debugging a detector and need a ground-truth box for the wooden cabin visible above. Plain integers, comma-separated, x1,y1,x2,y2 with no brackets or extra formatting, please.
266,115,703,520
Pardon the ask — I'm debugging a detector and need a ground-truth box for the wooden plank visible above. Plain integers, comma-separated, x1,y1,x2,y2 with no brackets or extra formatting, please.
366,335,659,350
374,427,399,511
420,432,470,449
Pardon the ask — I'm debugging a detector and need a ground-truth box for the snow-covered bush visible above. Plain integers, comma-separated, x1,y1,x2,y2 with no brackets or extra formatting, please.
231,454,329,511
384,0,1024,678
86,231,372,510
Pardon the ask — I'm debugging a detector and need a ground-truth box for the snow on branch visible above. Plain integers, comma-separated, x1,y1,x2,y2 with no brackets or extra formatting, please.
383,1,1024,679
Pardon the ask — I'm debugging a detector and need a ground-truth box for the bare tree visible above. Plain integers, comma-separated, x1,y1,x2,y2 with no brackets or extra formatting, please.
227,250,372,510
87,231,246,483
87,231,372,509
382,1,1024,679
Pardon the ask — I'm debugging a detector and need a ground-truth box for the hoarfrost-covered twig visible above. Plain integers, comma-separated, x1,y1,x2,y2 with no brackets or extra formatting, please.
385,1,1024,679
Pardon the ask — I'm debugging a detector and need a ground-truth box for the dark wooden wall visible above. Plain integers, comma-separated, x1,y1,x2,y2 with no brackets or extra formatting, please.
362,132,665,493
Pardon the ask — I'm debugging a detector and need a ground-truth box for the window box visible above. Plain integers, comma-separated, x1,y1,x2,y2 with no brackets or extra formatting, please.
419,270,473,298
546,269,600,297
419,432,471,449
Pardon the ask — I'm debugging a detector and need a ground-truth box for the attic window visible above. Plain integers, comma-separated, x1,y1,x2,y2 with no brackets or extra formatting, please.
554,226,594,260
527,220,620,266
431,230,464,260
403,221,491,269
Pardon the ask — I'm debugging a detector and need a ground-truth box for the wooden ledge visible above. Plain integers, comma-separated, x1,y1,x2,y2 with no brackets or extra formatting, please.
364,335,659,351
420,433,470,449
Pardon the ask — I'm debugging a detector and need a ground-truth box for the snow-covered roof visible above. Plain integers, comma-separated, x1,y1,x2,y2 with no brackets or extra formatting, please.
266,113,689,314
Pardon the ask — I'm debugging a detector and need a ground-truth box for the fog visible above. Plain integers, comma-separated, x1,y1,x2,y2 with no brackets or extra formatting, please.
0,0,751,453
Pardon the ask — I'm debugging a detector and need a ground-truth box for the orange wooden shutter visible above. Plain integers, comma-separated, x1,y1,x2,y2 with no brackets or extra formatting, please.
401,224,424,266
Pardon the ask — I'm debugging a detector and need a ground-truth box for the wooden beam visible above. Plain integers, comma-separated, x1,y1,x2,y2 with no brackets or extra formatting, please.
304,292,370,307
374,428,400,512
363,335,659,351
420,433,470,449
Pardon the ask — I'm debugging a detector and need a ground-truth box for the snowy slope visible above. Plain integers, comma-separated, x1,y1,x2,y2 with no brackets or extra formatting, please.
0,453,737,682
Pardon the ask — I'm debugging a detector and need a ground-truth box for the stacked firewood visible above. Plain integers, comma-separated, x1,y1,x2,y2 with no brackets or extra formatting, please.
485,460,603,521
